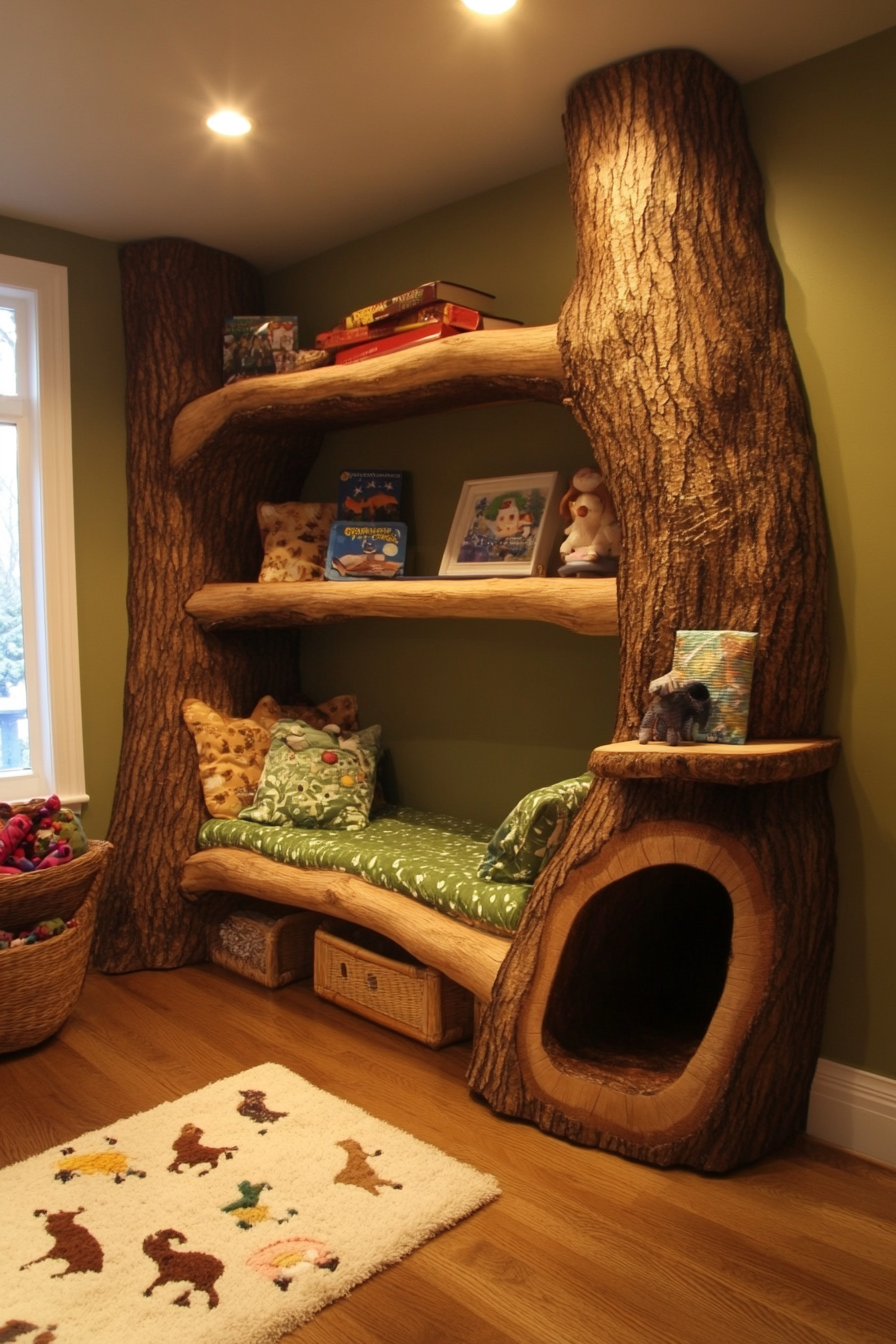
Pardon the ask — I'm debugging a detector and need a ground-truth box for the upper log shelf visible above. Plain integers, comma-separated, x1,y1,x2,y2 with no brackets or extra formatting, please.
171,324,566,469
186,576,619,637
589,738,841,785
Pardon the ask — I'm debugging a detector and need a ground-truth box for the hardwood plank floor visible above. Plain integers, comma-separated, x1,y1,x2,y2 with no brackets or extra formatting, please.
1,965,893,1344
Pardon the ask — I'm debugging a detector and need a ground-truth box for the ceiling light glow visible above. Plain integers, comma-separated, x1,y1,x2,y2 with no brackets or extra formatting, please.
462,0,517,13
206,110,252,136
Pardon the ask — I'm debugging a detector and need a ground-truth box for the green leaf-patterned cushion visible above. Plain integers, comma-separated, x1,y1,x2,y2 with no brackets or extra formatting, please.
199,807,530,935
239,719,381,831
478,773,592,883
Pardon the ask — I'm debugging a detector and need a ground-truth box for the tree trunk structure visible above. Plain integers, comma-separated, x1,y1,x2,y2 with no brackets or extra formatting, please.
468,50,837,1169
94,239,320,971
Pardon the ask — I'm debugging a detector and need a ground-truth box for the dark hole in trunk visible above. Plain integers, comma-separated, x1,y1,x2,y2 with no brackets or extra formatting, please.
543,864,733,1093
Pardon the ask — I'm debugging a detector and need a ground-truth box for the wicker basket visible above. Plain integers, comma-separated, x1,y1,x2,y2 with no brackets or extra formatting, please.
209,904,321,988
0,840,112,1053
314,920,474,1049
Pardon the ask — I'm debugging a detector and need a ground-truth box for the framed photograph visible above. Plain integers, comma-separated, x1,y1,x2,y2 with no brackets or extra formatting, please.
439,473,562,577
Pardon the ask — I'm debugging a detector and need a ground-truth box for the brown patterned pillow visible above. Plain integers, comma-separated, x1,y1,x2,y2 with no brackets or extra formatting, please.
257,501,336,582
250,693,359,735
182,700,272,819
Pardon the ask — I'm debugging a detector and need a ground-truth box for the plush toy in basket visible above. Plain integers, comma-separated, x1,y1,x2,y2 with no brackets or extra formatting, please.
0,794,111,1054
0,793,89,875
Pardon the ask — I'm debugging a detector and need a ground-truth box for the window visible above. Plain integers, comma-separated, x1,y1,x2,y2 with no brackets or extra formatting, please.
0,253,86,806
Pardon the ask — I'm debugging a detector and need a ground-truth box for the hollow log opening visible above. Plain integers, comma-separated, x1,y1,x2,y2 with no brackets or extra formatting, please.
543,865,732,1093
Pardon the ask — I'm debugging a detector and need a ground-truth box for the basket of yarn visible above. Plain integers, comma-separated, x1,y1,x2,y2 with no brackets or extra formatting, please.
0,828,113,1054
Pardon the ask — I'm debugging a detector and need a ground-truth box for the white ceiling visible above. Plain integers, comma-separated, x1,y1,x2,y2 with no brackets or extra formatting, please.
2,0,895,272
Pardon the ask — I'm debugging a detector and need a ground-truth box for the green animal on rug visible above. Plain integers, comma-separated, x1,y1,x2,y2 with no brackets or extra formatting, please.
220,1180,297,1230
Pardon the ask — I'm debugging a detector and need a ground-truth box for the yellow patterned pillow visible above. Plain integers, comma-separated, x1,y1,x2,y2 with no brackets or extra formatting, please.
257,501,337,582
182,700,272,819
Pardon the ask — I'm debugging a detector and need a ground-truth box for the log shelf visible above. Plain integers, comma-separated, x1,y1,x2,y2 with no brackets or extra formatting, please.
588,738,840,785
170,324,566,470
185,577,619,636
181,848,510,1005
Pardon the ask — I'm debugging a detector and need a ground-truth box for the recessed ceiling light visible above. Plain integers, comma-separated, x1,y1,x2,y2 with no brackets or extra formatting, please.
206,110,252,137
462,0,517,12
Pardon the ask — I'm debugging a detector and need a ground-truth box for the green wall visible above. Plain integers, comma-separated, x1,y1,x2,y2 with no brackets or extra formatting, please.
742,30,896,1078
0,216,128,840
267,29,896,1079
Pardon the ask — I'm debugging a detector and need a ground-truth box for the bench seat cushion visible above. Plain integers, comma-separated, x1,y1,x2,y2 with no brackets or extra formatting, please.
197,806,532,935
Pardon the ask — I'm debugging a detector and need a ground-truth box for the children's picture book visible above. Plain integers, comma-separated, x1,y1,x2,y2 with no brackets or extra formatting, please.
326,521,408,580
671,630,759,744
439,473,563,578
223,316,298,383
337,470,403,522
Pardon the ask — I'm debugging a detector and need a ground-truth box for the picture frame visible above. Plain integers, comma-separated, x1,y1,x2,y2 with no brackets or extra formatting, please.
439,473,563,578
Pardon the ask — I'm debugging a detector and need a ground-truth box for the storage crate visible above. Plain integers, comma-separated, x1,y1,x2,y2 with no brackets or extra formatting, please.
209,904,320,988
313,920,474,1048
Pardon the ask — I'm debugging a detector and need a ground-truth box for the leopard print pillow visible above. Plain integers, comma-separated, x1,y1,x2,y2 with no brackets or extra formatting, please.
257,501,336,582
182,700,272,819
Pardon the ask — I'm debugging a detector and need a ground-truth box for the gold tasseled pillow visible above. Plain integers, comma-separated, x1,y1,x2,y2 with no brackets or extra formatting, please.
182,700,272,819
250,693,359,735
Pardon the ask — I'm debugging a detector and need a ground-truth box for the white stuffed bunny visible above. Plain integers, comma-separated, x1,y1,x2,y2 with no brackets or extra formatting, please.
559,467,621,562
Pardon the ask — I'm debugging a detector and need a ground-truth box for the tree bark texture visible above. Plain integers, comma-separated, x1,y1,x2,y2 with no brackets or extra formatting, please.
94,239,321,972
469,51,837,1169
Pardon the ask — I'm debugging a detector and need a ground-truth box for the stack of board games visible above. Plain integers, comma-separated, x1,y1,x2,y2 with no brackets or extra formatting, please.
325,470,408,580
223,316,331,383
314,281,523,367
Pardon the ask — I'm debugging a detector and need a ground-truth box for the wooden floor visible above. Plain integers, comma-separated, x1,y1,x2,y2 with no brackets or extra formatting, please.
2,966,894,1344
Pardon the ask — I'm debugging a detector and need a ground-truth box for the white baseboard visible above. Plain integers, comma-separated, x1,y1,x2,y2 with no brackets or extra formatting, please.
807,1058,896,1167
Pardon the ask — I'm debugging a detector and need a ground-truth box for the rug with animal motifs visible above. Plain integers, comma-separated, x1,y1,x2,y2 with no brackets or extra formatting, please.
0,1062,500,1344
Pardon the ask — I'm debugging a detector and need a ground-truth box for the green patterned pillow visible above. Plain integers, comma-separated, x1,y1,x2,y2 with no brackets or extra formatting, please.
478,773,592,884
239,719,381,831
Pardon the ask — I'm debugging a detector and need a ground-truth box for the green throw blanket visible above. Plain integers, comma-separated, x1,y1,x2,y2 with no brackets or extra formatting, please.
198,806,532,935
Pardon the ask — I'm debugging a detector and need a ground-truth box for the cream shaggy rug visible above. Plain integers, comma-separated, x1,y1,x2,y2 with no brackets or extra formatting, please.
1,1062,499,1344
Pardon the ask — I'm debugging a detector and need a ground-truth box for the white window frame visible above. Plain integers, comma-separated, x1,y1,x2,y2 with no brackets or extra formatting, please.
0,253,86,807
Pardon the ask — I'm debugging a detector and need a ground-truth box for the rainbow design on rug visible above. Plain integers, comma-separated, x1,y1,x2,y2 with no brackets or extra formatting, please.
1,1062,499,1343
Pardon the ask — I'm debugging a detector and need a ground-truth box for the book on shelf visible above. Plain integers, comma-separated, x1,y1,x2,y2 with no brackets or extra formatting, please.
315,302,522,349
333,322,462,366
341,280,497,330
223,315,297,382
337,470,403,522
325,521,408,580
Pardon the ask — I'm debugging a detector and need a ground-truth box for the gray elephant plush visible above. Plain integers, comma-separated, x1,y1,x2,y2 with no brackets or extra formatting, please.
638,674,712,746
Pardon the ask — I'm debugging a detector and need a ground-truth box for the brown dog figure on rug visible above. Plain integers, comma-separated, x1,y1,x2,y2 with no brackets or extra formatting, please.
20,1208,103,1279
167,1123,237,1175
237,1089,288,1131
142,1228,224,1309
334,1139,402,1196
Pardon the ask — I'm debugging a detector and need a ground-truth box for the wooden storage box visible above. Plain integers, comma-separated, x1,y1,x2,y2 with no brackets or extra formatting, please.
209,904,320,988
314,920,474,1048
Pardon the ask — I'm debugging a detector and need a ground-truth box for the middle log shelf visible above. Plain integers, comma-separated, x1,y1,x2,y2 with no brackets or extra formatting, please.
185,576,619,636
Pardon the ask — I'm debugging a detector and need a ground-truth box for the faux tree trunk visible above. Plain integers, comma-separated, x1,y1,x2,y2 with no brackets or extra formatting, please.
94,239,320,971
469,50,837,1170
